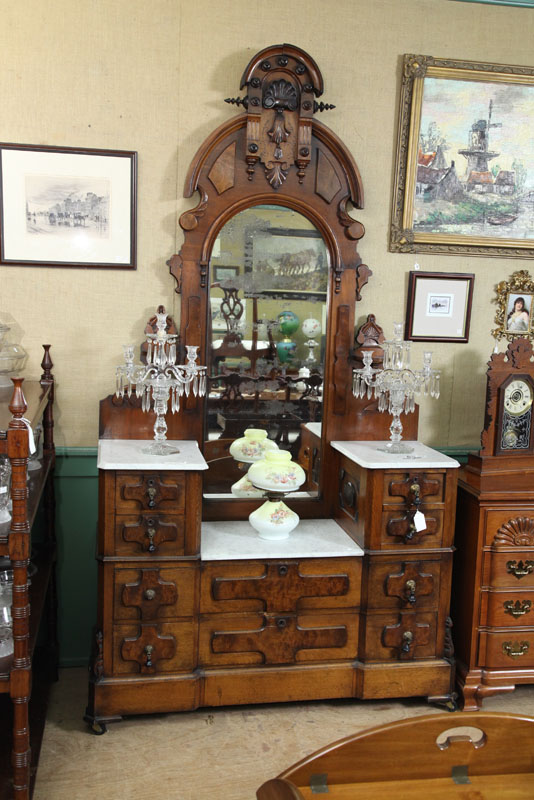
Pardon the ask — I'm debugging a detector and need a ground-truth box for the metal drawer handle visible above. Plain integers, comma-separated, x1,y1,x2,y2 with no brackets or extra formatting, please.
146,527,157,552
502,640,529,659
144,589,156,601
144,644,154,667
278,565,288,577
404,522,417,543
147,486,157,508
503,599,532,618
506,560,534,580
405,579,417,605
276,617,288,630
410,481,421,507
401,630,413,653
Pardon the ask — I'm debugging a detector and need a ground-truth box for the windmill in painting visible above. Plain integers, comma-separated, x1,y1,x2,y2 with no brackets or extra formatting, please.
413,76,534,239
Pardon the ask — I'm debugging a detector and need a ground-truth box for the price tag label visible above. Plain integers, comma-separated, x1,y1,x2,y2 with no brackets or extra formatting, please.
413,510,426,532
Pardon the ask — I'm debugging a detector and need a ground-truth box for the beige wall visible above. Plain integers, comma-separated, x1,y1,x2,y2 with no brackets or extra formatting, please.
1,0,533,447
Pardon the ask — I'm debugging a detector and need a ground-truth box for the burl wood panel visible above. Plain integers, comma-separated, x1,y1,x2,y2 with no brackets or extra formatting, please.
114,513,185,556
359,611,437,662
113,621,197,674
365,558,441,611
115,472,185,513
113,565,196,620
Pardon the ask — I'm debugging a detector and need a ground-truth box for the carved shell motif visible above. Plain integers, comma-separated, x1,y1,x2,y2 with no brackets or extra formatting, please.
493,517,534,547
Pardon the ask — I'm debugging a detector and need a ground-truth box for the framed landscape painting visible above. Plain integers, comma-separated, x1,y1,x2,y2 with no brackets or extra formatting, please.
390,55,534,259
0,143,137,268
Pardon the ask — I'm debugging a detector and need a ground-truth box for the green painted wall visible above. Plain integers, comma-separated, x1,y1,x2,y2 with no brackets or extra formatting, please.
54,445,474,667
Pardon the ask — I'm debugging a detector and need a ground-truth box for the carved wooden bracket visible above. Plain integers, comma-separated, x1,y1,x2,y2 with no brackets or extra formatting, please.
121,625,175,674
121,569,178,620
211,615,347,665
121,515,180,553
212,562,350,613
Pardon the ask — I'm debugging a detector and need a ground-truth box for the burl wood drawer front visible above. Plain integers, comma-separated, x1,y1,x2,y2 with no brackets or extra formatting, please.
482,508,534,548
113,565,196,621
481,590,534,627
200,558,361,614
478,630,534,669
365,559,441,611
382,472,445,505
115,472,185,513
199,611,358,667
381,509,444,549
114,513,185,556
113,621,196,674
483,550,534,588
359,611,437,662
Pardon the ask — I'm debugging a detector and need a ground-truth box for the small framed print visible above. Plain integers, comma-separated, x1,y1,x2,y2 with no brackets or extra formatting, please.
405,271,475,342
0,142,137,268
213,265,239,282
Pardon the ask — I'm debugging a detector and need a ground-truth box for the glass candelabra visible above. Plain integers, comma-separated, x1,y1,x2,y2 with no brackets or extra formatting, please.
352,322,440,454
115,309,207,455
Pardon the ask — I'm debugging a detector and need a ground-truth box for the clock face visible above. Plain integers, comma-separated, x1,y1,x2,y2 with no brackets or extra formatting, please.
499,378,533,452
504,379,533,416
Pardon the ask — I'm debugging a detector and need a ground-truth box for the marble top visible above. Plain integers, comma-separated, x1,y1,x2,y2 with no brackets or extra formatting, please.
330,440,460,469
304,422,322,438
201,519,364,560
98,439,208,471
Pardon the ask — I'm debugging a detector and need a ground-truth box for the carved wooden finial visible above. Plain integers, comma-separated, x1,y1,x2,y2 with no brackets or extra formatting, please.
9,377,27,422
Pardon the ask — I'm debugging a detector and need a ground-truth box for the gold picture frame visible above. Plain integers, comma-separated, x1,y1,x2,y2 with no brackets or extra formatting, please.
390,55,534,259
492,270,534,341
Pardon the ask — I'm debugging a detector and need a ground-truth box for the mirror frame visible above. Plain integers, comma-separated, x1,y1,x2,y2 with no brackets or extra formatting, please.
167,44,372,520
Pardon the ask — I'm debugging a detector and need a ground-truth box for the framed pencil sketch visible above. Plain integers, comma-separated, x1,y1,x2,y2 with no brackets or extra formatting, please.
405,271,475,342
390,55,534,259
492,269,534,342
0,143,137,268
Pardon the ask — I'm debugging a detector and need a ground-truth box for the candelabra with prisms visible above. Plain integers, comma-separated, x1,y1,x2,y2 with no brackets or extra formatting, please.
115,309,207,455
352,322,440,454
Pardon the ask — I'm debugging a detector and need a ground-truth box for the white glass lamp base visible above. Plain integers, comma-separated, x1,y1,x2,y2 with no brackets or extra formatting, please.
249,499,299,540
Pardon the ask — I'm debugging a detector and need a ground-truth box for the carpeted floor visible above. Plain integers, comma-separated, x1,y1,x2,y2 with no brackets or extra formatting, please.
32,668,534,800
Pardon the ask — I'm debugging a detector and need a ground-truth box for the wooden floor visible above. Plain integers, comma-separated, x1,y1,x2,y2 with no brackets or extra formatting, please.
32,669,534,800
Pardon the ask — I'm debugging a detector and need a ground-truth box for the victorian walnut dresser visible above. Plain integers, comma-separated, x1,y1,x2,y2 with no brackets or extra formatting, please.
86,44,460,730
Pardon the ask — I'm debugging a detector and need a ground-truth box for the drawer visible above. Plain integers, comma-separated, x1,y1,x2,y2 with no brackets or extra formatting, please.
359,611,437,662
198,610,358,667
200,558,361,614
478,630,534,669
113,565,196,621
115,471,186,513
114,513,185,556
483,507,534,548
381,509,444,549
481,590,534,627
113,621,196,674
483,550,534,588
382,472,445,505
365,558,442,611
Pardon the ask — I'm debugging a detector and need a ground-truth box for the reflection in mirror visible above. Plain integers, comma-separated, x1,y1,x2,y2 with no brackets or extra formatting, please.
204,205,329,498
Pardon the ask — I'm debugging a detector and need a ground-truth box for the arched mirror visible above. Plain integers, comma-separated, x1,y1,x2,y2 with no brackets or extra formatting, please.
168,44,371,520
204,204,328,496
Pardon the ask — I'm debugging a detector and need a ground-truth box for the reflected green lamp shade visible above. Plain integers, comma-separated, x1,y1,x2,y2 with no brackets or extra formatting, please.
276,339,297,363
277,310,299,336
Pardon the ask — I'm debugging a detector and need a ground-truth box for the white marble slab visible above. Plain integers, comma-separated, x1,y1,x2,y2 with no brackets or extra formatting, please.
304,422,322,438
331,440,460,470
201,519,363,560
98,439,208,471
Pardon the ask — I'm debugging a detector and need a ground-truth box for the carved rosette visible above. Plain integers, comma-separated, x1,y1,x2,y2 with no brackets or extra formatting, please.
493,517,534,548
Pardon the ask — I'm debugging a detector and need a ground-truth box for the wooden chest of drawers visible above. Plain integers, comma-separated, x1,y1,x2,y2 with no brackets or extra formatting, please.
453,474,534,709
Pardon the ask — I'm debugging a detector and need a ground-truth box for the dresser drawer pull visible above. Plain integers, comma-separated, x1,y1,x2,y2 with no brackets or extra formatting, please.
401,630,413,653
146,527,157,552
144,589,156,601
144,644,154,667
276,617,288,630
503,599,532,618
410,482,421,506
502,640,530,659
147,486,157,508
278,565,288,577
405,579,417,605
506,560,534,580
404,522,417,543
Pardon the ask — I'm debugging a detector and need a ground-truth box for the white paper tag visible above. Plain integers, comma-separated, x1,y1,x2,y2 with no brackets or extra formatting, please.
413,510,426,532
20,418,36,454
0,486,6,494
